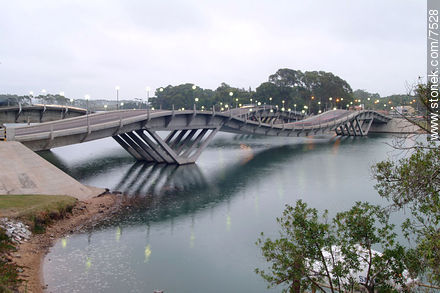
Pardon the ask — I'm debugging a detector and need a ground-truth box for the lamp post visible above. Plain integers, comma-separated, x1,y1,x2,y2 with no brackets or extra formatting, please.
29,91,34,105
41,89,47,106
115,86,120,110
59,91,65,106
145,86,150,109
84,94,90,128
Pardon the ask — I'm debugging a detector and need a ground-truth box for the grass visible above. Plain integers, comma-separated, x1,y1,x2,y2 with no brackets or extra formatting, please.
0,194,78,291
0,194,77,233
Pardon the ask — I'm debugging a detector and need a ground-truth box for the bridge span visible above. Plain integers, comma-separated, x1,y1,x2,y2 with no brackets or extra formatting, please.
0,104,87,124
4,106,391,164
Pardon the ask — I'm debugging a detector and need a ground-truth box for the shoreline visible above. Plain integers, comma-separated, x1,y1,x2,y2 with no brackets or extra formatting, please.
11,193,122,293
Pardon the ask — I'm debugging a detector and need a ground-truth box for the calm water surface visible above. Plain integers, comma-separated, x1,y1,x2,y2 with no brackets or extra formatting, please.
40,133,411,292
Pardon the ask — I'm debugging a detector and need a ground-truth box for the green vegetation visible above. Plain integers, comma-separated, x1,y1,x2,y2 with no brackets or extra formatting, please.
0,228,20,292
0,194,77,291
256,84,438,292
153,69,355,113
373,144,440,284
256,201,410,293
0,194,77,233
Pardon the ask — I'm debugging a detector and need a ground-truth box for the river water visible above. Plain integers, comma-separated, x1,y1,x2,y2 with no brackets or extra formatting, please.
40,132,410,293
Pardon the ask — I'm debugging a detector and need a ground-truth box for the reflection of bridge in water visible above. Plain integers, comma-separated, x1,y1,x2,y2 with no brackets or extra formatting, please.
7,106,391,165
80,136,365,226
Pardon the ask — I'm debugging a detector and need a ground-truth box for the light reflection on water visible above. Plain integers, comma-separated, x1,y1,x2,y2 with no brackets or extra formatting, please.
41,133,408,292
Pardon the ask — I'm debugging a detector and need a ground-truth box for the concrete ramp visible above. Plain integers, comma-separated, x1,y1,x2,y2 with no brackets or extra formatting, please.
0,141,105,200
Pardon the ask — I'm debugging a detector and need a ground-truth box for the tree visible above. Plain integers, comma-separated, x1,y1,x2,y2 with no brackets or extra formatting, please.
373,143,440,285
256,201,410,293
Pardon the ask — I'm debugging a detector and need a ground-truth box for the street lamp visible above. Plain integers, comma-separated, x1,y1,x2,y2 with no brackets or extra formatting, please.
84,94,90,126
115,86,120,110
41,89,47,105
146,86,150,109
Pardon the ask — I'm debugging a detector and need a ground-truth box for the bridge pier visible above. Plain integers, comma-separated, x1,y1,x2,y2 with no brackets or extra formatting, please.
113,127,220,165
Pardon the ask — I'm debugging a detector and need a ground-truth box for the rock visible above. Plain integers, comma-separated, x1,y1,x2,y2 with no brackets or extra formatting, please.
0,217,32,244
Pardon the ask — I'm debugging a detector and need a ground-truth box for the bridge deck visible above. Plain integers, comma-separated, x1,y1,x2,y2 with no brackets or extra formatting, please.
5,107,391,164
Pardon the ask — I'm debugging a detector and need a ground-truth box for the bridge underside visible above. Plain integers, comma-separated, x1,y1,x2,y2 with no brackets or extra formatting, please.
113,128,220,164
334,117,374,136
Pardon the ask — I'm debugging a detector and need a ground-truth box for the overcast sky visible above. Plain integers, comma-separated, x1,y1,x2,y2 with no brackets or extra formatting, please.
0,0,424,100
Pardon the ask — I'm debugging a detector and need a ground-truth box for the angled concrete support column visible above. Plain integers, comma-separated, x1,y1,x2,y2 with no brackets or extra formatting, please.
355,117,365,136
119,133,153,161
126,132,159,162
146,130,185,164
175,129,198,155
113,135,144,160
362,118,374,135
135,130,175,163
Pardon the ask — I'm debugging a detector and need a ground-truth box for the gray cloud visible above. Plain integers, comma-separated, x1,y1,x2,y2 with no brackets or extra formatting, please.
0,0,425,99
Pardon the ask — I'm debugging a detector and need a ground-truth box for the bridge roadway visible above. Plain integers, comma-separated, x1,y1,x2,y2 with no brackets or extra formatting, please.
0,104,87,124
5,106,391,164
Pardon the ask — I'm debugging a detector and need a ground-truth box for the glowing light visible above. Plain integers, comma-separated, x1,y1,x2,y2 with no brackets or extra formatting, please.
59,91,65,96
115,86,120,90
85,257,92,270
144,245,152,263
116,226,121,241
229,91,233,96
226,214,231,232
61,238,67,248
194,98,199,102
159,87,164,92
84,94,90,100
190,231,195,248
29,91,34,96
257,102,261,106
192,85,196,90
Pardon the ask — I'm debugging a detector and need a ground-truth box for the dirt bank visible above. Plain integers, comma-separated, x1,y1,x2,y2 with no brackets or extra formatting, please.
11,193,122,293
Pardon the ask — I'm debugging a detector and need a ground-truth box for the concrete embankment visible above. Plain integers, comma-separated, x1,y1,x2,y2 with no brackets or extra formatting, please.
0,141,104,200
369,117,424,134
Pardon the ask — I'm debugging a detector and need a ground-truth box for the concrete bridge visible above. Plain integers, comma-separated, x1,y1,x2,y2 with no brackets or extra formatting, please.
0,104,87,124
4,106,391,165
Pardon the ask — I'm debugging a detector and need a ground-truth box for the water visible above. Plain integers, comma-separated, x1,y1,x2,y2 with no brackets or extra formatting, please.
40,133,410,292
